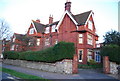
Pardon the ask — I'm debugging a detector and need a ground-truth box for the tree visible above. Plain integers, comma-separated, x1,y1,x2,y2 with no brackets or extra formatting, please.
103,30,120,46
101,44,120,64
0,19,13,40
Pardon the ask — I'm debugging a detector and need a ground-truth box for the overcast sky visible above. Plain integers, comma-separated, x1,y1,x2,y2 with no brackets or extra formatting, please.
0,0,119,43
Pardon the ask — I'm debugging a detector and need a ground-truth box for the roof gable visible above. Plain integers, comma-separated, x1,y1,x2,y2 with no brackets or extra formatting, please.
56,10,78,30
32,21,46,33
73,10,92,26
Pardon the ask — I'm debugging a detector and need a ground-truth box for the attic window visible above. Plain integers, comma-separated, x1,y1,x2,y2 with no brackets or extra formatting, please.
88,20,93,30
29,28,34,34
45,27,50,34
51,25,56,32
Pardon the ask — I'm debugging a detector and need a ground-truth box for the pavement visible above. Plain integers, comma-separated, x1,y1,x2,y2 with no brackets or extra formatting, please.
1,62,120,81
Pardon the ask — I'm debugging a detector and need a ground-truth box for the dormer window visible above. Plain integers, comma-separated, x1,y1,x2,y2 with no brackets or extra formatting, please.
29,28,34,34
88,20,93,30
45,27,50,34
51,25,56,32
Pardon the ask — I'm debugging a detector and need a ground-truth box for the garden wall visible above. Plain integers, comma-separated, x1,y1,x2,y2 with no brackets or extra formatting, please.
110,62,120,74
3,59,73,74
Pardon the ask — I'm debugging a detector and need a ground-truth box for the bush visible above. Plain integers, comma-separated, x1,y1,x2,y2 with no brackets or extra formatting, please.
3,51,19,60
87,59,97,65
101,44,120,64
18,41,75,63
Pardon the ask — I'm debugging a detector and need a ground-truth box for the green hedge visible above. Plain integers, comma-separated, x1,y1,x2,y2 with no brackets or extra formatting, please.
3,42,75,63
101,44,120,64
3,51,19,60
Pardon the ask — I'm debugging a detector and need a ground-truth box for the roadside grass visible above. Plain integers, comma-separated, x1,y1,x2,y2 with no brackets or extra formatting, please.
0,67,48,80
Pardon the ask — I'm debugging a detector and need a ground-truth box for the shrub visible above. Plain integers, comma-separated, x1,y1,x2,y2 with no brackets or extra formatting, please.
101,44,120,64
18,41,75,63
3,51,19,60
87,59,97,65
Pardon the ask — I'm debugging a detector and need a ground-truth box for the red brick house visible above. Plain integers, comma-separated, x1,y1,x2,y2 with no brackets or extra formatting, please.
25,1,99,64
8,1,99,64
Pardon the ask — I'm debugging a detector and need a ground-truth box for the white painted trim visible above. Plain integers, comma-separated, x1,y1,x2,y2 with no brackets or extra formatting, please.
78,49,84,62
84,11,93,26
56,10,78,31
31,21,38,34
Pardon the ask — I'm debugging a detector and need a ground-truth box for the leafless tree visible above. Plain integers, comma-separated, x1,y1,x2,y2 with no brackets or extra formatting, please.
0,19,13,40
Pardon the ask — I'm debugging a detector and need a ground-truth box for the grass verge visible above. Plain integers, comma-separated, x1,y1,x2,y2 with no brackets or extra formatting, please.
0,67,48,80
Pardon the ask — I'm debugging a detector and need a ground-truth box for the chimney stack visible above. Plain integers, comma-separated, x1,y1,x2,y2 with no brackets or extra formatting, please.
65,0,71,12
36,19,40,23
49,15,53,24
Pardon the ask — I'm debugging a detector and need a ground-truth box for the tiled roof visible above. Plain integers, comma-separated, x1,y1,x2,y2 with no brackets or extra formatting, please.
73,10,92,26
32,20,59,33
32,21,46,33
14,33,25,41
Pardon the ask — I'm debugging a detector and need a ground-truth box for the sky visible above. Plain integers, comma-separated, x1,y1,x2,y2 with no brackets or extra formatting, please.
0,0,119,43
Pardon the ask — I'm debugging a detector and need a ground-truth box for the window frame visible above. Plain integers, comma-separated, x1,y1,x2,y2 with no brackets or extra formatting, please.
29,28,34,34
78,49,83,62
78,34,83,44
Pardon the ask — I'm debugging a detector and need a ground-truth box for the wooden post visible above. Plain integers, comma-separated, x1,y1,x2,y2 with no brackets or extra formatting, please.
72,54,78,74
103,56,110,74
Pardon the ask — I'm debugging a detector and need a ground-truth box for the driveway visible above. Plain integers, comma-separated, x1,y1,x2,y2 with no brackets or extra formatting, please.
1,63,120,81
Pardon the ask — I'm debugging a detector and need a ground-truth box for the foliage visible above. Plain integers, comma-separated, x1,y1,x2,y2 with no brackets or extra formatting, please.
87,59,97,65
3,51,19,60
103,30,120,46
4,42,75,63
101,44,120,64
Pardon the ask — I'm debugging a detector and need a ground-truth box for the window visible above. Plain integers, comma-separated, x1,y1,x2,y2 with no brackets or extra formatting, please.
78,34,83,44
87,34,93,45
45,38,50,46
45,27,50,34
29,28,34,34
88,20,93,30
51,25,56,32
36,39,40,46
95,51,101,62
87,50,93,61
55,39,58,44
78,49,83,62
11,45,15,50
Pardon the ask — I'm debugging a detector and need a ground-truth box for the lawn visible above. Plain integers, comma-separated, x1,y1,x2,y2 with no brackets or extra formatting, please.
0,67,48,81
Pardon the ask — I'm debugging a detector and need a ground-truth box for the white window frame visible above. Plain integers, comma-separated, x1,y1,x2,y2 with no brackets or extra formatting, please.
87,34,93,45
78,49,83,62
95,51,101,62
29,28,34,34
11,45,15,50
87,49,93,61
55,39,58,44
88,20,93,30
36,39,40,46
45,27,50,34
78,34,83,44
45,38,50,46
51,25,56,32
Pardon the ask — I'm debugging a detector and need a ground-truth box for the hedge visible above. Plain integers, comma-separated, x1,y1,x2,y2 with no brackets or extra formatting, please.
3,51,19,60
3,42,75,63
101,44,120,64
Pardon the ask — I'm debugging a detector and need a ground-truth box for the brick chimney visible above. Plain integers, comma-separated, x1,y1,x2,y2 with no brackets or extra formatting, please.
65,0,71,12
49,15,53,24
36,19,40,23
